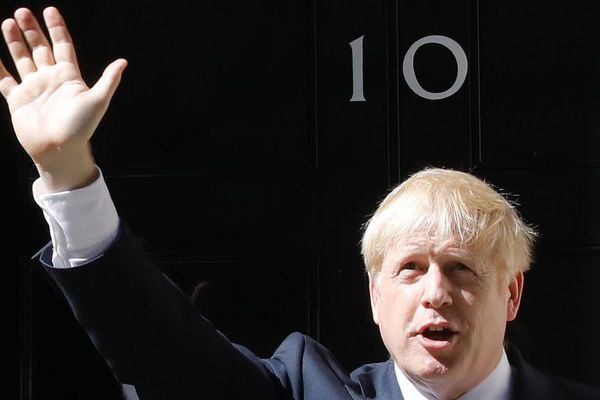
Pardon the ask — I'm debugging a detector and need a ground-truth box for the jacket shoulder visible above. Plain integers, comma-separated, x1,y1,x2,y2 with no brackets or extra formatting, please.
508,346,600,400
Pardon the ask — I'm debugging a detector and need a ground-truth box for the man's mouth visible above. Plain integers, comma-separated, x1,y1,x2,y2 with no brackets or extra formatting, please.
421,327,456,341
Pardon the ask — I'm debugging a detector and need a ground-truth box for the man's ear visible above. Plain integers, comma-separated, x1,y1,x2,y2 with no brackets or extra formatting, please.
369,276,381,325
506,271,524,322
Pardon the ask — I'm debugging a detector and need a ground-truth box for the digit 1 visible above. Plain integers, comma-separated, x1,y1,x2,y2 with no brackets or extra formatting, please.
349,35,366,102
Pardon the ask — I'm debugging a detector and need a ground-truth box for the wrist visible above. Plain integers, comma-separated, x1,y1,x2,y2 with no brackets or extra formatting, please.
35,146,99,193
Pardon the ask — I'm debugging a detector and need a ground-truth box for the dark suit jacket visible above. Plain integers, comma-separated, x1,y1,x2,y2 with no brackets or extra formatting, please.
38,224,600,399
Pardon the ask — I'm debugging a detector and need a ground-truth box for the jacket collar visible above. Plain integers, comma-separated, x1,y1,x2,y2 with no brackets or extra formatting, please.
352,360,404,399
506,345,553,400
352,346,549,400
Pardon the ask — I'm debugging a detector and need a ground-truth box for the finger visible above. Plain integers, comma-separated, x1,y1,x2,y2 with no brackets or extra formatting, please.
1,18,36,79
89,58,128,104
42,7,78,68
0,58,18,98
14,8,55,67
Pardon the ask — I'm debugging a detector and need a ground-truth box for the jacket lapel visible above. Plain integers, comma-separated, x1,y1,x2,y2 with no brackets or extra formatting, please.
353,360,404,399
507,345,553,400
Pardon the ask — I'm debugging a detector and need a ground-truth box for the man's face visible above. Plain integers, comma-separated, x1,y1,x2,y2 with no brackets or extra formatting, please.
369,236,523,398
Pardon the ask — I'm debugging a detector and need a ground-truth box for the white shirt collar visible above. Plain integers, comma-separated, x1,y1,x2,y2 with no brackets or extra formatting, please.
394,350,512,400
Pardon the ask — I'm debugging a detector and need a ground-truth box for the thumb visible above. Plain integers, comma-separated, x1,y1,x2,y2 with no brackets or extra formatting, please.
89,58,128,103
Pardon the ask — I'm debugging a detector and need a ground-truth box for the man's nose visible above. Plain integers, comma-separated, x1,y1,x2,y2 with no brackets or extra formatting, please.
420,265,452,309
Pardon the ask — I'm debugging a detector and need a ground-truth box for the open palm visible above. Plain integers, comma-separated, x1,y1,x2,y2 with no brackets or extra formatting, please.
0,7,126,165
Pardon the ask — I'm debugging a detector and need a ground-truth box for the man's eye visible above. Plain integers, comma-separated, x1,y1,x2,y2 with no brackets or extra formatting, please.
402,262,419,270
398,262,426,275
448,262,471,272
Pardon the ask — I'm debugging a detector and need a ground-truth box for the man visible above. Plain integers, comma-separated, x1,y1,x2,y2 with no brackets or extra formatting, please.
362,169,534,399
1,7,599,400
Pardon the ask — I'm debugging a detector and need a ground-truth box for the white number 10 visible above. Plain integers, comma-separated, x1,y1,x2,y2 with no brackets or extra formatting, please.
349,34,468,102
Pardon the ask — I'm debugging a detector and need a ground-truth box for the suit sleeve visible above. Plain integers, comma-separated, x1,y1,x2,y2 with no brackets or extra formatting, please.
39,223,288,400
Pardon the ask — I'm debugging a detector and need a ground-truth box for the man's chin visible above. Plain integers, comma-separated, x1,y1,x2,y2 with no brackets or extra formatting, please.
413,360,452,379
400,350,462,380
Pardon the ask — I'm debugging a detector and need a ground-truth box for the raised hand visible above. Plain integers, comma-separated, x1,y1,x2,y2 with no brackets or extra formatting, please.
0,7,127,191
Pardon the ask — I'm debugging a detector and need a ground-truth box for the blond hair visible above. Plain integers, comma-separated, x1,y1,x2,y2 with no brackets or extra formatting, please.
361,168,537,281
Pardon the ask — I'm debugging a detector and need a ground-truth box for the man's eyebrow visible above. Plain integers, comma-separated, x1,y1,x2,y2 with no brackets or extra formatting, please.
437,247,468,256
432,244,475,260
393,243,427,256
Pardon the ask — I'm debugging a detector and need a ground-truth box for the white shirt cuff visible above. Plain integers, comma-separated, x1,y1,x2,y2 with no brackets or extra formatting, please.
33,168,120,268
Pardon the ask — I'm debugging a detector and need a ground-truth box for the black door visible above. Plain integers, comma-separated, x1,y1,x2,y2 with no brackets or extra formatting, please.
1,0,598,398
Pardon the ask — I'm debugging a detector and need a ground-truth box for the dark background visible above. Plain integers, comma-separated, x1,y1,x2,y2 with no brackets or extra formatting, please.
1,0,599,398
